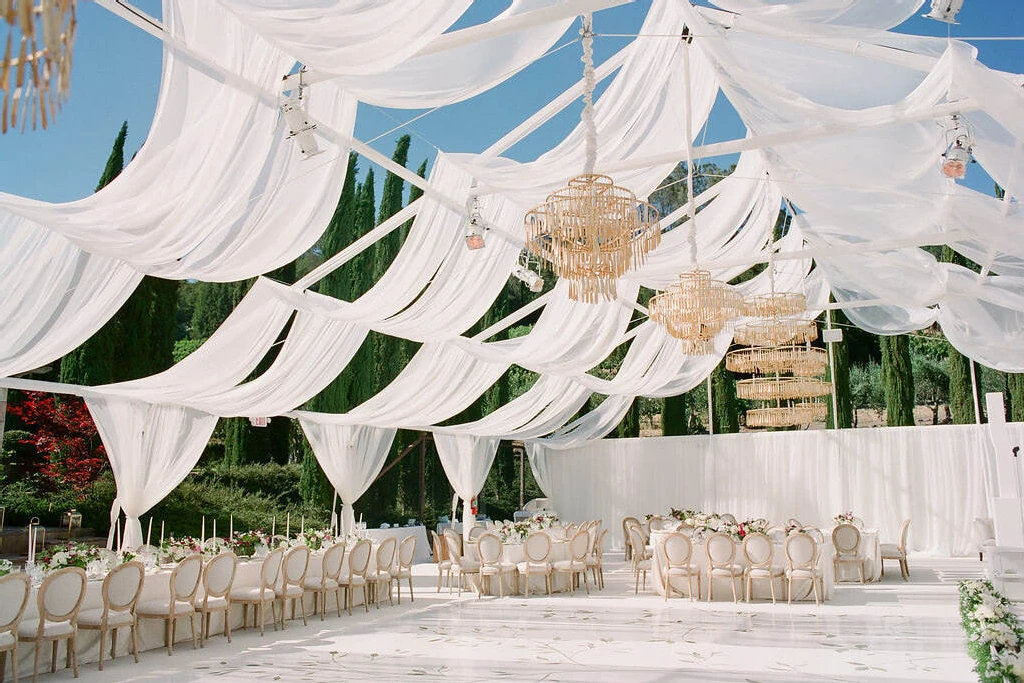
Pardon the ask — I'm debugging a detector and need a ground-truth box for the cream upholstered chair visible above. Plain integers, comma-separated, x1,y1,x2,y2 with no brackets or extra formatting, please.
393,535,417,604
230,547,283,635
720,514,737,525
832,524,865,584
18,566,87,682
881,519,911,580
554,530,591,596
705,533,743,603
0,573,31,683
621,517,640,561
304,542,345,620
516,531,553,597
628,527,652,594
784,532,823,605
137,554,202,655
430,530,452,592
973,517,996,562
369,538,397,608
77,560,144,669
662,532,700,601
196,552,237,645
467,526,486,542
277,545,311,627
443,529,463,564
477,532,517,598
741,533,783,603
444,533,480,597
586,528,608,590
339,539,372,614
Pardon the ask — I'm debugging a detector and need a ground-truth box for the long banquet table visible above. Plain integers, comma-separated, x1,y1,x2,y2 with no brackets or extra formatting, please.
464,538,575,596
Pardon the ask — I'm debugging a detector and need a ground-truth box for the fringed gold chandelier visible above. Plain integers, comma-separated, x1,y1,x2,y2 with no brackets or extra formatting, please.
524,15,660,303
726,344,828,376
1,0,77,133
649,270,744,355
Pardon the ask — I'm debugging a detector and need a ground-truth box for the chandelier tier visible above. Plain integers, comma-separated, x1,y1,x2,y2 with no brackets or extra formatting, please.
743,291,807,318
733,317,818,348
1,0,77,133
736,376,831,402
523,15,660,303
725,344,827,376
649,269,744,355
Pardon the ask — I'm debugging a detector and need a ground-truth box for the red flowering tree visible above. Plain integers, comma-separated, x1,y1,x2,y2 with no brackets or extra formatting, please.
7,392,107,494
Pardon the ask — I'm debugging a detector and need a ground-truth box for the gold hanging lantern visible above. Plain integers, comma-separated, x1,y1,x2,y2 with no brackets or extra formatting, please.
746,405,816,429
1,0,77,133
734,318,818,348
525,174,661,303
725,345,828,376
648,269,744,355
736,376,831,402
743,292,807,318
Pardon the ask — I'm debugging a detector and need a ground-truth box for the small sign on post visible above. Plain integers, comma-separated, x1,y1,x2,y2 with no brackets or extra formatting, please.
822,328,843,344
249,416,270,428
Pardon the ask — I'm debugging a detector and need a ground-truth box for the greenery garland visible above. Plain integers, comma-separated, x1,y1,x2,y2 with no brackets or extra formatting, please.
960,579,1024,681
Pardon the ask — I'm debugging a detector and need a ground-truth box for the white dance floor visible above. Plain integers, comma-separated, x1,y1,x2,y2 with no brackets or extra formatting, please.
43,556,981,682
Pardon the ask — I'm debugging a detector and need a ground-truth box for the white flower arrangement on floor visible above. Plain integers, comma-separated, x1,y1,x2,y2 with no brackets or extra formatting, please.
960,579,1024,682
497,513,560,544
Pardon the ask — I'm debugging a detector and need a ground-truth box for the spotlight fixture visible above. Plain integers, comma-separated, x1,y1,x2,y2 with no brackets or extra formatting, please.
465,195,486,250
281,98,322,159
940,115,974,180
923,0,963,23
512,263,544,293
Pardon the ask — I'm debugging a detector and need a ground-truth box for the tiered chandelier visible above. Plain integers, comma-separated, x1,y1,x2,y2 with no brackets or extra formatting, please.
524,15,660,304
726,258,831,428
1,0,77,133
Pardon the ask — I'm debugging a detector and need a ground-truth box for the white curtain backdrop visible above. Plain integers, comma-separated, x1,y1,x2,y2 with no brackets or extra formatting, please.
433,433,501,541
531,423,1021,555
299,421,396,536
86,397,218,550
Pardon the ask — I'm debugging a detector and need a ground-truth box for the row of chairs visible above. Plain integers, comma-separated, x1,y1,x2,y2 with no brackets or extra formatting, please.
430,523,607,598
0,536,417,683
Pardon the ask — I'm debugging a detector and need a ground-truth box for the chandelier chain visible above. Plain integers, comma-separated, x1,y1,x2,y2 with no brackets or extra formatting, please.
580,14,597,175
681,31,697,265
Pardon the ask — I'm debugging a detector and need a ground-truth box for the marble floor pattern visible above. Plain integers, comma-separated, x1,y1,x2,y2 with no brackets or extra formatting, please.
42,556,983,683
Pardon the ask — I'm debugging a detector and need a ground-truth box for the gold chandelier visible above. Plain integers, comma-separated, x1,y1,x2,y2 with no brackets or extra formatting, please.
525,173,660,303
737,376,831,401
523,15,660,303
649,270,744,355
733,317,818,348
1,0,77,133
726,344,827,376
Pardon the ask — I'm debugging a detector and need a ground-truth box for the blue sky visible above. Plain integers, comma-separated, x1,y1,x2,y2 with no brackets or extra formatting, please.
0,0,1020,203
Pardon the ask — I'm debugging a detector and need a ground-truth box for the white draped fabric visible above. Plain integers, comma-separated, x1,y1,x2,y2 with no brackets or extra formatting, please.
299,422,396,536
708,0,925,29
531,423,1016,556
86,397,218,550
433,434,501,541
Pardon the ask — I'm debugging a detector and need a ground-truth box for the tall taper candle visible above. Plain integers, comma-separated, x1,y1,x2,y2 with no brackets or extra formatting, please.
285,512,290,538
301,515,305,534
160,520,165,547
202,516,206,543
116,518,122,552
212,518,217,540
147,517,153,547
229,514,234,538
271,516,276,537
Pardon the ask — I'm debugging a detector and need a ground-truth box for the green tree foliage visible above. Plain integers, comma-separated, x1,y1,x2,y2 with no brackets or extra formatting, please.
711,361,739,433
825,309,854,429
95,121,127,191
942,246,986,424
880,335,915,426
850,361,885,426
912,349,950,425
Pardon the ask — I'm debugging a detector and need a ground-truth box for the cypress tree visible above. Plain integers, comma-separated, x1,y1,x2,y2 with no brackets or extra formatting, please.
711,362,740,433
1009,374,1024,423
349,171,378,405
826,307,854,429
662,394,689,436
95,122,127,192
880,335,915,426
941,246,985,424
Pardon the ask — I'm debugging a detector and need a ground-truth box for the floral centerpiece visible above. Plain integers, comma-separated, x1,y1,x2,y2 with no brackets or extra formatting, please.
228,530,269,558
736,518,770,539
160,536,203,563
497,513,559,544
37,542,100,572
0,559,13,577
833,511,857,525
295,528,335,551
960,579,1024,682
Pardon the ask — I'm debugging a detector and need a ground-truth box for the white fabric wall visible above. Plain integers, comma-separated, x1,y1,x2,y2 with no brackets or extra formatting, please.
533,423,1024,556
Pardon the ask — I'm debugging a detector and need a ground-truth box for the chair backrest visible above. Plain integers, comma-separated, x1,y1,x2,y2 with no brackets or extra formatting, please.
741,533,773,568
283,545,311,586
706,533,736,567
348,539,372,577
477,532,503,565
375,537,397,573
832,523,861,556
443,529,462,557
593,528,608,559
801,526,825,544
628,527,647,566
568,530,589,562
662,532,692,567
430,530,448,562
851,517,865,529
260,548,285,590
720,513,737,525
202,552,237,599
398,535,417,569
524,532,552,563
321,542,346,580
39,567,87,623
104,560,145,612
785,532,818,569
786,518,802,529
468,526,486,541
974,517,995,544
0,573,30,633
171,554,203,603
898,519,911,551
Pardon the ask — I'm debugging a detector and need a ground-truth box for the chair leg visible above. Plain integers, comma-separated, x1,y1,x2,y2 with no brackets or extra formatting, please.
190,613,199,650
409,576,414,602
301,594,308,626
707,573,713,602
32,635,42,683
812,577,821,606
97,629,106,671
69,633,79,679
362,585,369,613
901,558,909,580
165,618,174,656
50,641,57,674
730,575,737,603
787,578,792,604
770,575,777,605
9,646,16,683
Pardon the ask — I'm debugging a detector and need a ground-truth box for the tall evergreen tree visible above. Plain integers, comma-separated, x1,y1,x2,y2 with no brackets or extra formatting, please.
880,335,915,426
662,394,690,436
826,307,854,429
1009,374,1024,423
95,121,127,192
710,362,740,433
941,246,985,424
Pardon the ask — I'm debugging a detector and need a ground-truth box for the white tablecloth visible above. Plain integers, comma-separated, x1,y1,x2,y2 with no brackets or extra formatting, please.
650,530,835,601
364,525,431,563
465,540,574,595
829,527,882,582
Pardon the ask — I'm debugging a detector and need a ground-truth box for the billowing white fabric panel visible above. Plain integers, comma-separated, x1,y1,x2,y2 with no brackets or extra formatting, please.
708,0,924,29
526,442,554,497
299,422,396,535
87,396,218,549
534,423,1010,555
0,217,142,377
433,433,501,541
216,0,469,77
